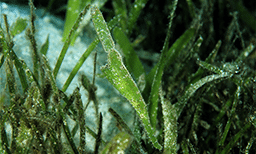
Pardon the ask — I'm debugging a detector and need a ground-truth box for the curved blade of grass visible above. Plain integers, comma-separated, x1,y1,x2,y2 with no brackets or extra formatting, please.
175,73,231,118
189,39,220,84
143,28,195,102
61,39,98,92
53,5,90,79
197,60,228,75
113,27,145,86
147,27,195,129
91,6,162,150
144,0,180,125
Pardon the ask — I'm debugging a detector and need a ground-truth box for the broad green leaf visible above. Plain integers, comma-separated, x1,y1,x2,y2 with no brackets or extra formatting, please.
10,17,27,36
62,0,81,42
91,6,162,150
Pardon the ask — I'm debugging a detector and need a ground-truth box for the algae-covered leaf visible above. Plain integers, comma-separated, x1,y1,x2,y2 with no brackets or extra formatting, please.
91,7,115,53
175,73,231,118
91,6,162,150
101,131,133,154
10,17,27,36
160,88,178,154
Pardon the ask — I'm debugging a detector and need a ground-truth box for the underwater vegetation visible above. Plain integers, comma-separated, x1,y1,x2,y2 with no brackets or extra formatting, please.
0,0,256,153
